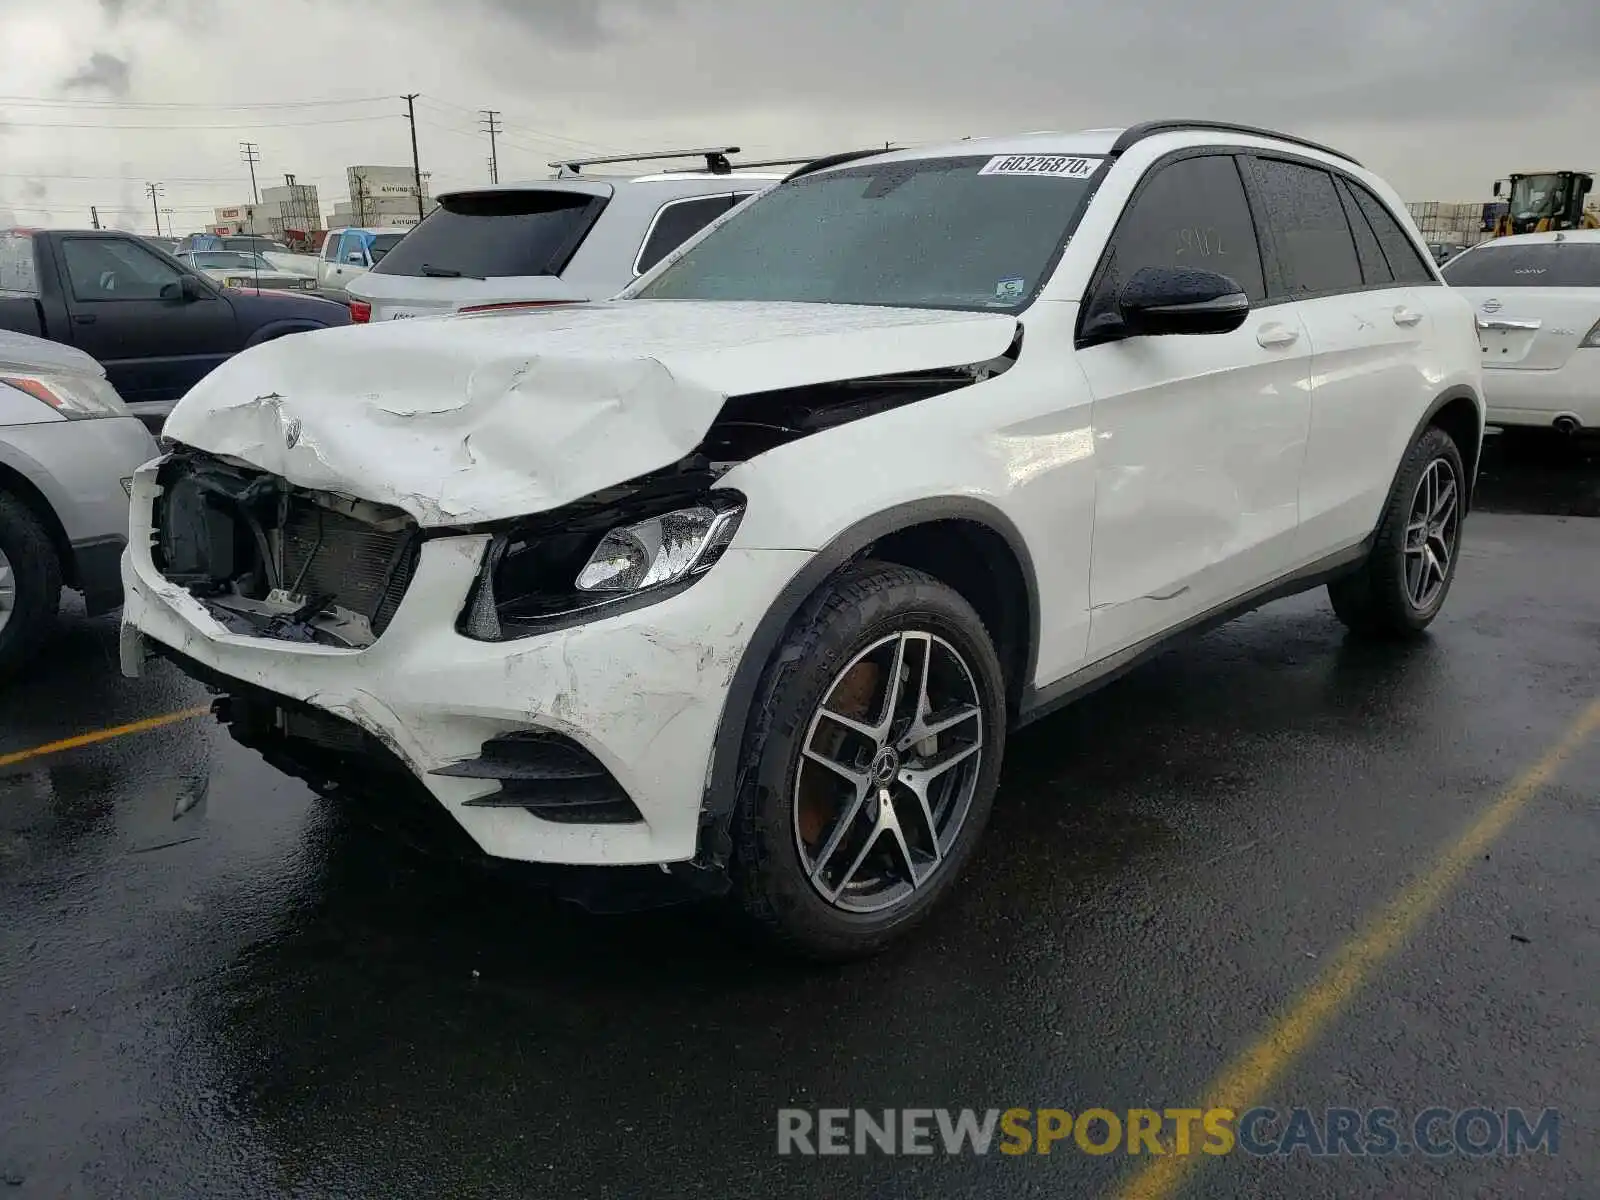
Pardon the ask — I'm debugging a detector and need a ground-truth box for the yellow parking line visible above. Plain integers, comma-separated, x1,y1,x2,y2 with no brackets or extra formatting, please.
1113,696,1600,1200
0,706,212,769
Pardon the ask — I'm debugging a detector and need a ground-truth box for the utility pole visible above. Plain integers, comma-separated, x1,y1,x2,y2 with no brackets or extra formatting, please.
162,207,175,236
480,109,502,184
145,182,164,236
240,142,261,204
402,93,424,221
90,205,101,230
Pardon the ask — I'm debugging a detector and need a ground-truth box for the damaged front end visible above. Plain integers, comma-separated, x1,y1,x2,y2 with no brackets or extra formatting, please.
151,448,421,649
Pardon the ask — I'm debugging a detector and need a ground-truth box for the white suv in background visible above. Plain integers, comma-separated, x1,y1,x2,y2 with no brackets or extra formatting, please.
123,121,1482,959
346,147,785,322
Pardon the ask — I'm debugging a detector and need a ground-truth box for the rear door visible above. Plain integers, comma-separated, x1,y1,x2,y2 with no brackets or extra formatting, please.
1077,151,1315,660
1242,156,1446,557
50,235,237,402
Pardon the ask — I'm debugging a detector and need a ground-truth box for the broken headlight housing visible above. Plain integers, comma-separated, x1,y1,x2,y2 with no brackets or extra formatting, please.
460,491,745,641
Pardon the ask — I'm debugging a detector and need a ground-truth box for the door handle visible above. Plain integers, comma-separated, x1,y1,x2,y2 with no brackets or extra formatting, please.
73,313,97,325
1256,323,1299,349
1392,307,1423,327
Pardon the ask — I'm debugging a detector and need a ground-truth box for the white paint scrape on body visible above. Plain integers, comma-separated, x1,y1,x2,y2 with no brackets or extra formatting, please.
161,300,1018,526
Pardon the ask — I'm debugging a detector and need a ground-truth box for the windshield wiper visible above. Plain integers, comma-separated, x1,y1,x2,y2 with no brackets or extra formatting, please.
419,263,484,280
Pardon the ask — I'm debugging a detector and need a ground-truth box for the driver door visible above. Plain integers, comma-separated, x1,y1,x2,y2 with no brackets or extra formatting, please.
53,235,237,402
1074,153,1314,659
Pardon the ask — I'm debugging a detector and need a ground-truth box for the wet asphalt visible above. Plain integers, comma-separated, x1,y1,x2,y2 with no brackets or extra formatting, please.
1,433,1597,1199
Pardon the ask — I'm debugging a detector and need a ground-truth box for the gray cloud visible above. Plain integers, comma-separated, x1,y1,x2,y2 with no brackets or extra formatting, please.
61,51,133,98
20,179,47,204
98,0,130,17
445,0,1600,133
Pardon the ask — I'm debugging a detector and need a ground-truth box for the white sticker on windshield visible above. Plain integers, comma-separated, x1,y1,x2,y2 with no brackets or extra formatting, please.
979,154,1102,180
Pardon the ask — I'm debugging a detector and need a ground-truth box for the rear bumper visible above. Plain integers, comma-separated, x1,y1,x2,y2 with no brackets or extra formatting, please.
1483,361,1600,428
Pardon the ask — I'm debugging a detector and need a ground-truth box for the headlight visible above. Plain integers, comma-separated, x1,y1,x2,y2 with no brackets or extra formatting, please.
460,493,744,641
576,506,742,591
1,371,130,419
226,277,251,288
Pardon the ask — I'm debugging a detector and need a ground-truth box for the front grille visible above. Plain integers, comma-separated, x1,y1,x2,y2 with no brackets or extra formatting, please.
279,501,416,635
152,448,420,646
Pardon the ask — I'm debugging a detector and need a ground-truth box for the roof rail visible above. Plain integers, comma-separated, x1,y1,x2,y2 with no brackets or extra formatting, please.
1108,121,1361,167
662,155,821,174
783,147,900,182
549,146,741,177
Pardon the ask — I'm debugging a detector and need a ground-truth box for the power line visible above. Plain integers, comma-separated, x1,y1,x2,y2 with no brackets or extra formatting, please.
0,171,244,183
0,94,395,110
0,114,398,131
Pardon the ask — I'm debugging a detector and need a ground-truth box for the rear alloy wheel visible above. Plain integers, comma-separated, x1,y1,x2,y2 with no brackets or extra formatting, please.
731,562,1006,960
1329,425,1465,637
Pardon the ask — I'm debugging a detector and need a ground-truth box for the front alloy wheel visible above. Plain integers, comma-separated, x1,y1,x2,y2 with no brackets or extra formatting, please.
793,631,984,914
731,561,1007,960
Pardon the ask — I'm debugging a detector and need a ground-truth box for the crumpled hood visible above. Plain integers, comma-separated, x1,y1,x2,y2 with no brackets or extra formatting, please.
163,300,1018,526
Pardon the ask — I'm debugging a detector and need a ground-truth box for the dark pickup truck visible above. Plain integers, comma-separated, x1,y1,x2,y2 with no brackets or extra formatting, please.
0,228,350,431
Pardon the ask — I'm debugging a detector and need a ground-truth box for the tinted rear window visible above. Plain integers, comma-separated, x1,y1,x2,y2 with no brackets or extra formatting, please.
1441,243,1600,287
373,190,605,279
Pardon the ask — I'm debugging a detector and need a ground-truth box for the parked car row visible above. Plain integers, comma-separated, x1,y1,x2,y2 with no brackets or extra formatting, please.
116,121,1492,959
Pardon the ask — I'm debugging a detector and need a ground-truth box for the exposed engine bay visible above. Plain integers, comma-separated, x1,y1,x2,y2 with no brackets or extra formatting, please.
152,450,422,649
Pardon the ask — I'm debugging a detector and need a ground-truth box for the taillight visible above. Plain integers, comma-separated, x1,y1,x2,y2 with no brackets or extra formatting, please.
1580,318,1600,348
457,300,579,315
349,300,371,324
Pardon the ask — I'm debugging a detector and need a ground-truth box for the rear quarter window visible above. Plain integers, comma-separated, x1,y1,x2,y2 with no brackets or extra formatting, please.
1442,243,1600,287
634,195,744,275
0,234,39,295
374,190,606,279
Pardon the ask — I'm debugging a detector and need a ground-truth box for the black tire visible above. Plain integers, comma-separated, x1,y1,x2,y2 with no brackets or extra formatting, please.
729,560,1007,961
1328,425,1465,638
0,492,62,679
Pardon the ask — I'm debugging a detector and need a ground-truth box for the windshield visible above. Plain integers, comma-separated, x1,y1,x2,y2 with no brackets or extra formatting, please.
1442,242,1600,287
192,251,272,271
631,154,1099,311
1506,175,1568,221
368,233,404,263
373,190,604,279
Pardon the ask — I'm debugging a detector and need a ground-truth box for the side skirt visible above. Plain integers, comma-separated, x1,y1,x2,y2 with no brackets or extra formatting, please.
1016,536,1373,728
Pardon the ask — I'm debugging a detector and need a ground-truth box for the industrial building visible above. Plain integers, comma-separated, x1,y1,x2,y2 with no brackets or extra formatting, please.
330,165,435,229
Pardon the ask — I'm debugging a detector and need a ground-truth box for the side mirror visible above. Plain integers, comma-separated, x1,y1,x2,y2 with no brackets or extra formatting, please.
161,275,206,302
1112,266,1250,338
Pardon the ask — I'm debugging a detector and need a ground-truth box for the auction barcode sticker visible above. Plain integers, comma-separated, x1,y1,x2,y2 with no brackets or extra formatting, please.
978,154,1102,180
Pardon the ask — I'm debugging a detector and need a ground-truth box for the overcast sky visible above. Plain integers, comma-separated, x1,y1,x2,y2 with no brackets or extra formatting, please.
2,0,1596,233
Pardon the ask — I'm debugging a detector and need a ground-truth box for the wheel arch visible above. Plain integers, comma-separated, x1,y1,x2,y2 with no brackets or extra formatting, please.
0,461,73,588
243,319,329,348
689,497,1040,879
1408,385,1484,511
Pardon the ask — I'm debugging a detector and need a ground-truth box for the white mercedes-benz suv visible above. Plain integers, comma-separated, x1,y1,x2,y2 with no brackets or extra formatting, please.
122,121,1484,959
